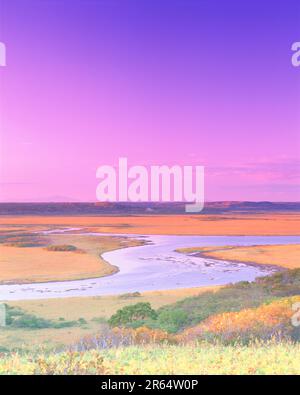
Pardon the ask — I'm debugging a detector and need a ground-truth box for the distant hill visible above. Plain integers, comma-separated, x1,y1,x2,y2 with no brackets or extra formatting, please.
0,201,299,216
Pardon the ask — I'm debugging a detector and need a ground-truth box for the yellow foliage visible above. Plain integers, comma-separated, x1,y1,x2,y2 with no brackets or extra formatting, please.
178,296,300,342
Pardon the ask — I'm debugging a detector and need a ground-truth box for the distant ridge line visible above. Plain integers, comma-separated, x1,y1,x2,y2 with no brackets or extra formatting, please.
0,201,300,216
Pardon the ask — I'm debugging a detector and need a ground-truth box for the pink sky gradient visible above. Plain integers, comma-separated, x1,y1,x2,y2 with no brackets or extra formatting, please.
0,0,299,202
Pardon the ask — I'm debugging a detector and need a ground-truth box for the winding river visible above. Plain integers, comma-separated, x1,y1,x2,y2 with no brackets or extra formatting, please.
0,234,299,301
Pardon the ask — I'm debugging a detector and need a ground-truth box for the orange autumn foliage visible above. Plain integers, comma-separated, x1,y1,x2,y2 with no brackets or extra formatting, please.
177,296,300,343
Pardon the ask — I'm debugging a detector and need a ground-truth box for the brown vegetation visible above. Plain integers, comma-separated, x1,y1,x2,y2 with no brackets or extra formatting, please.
0,213,299,235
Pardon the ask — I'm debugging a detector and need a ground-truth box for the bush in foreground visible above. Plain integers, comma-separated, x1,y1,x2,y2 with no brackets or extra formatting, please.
108,303,157,327
177,295,300,344
1,341,300,374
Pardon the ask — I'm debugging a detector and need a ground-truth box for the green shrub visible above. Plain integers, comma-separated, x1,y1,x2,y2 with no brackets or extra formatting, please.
108,303,157,327
1,234,48,247
52,320,78,329
119,292,141,299
4,304,80,329
11,314,52,329
45,244,77,252
156,309,189,333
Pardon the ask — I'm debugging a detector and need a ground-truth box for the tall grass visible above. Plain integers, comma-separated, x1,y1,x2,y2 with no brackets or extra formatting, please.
0,341,299,375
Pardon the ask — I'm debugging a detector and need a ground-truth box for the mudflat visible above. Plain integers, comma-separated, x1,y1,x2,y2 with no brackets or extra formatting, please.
177,244,300,269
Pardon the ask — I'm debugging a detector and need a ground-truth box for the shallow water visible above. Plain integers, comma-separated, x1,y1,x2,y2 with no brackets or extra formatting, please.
0,234,299,301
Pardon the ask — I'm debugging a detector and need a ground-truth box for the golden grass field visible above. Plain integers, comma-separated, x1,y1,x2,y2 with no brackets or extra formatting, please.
1,213,300,235
2,212,299,285
0,213,299,355
0,286,219,351
1,341,300,375
1,213,299,284
177,244,300,269
0,234,141,284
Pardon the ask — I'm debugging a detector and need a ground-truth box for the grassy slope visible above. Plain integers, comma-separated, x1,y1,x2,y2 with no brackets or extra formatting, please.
1,342,299,374
121,269,300,332
2,270,300,351
0,287,217,351
1,269,300,374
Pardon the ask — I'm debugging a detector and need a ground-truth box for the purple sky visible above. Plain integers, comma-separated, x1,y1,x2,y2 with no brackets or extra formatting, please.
0,0,299,202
